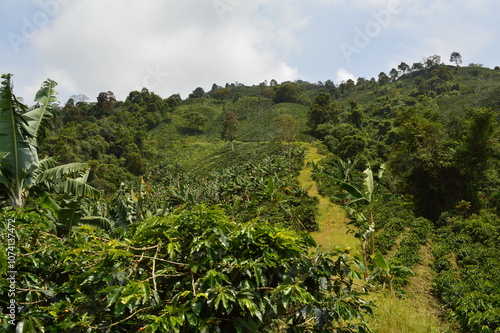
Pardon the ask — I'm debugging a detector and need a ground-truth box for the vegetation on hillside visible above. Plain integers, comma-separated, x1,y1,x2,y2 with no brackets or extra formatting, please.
1,53,499,332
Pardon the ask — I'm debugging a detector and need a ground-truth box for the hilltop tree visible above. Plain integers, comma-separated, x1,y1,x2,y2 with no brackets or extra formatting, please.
221,111,239,150
273,82,302,104
189,87,205,99
345,79,357,95
95,91,116,118
308,93,340,136
450,52,463,67
412,62,424,71
398,62,410,74
211,88,231,101
389,68,399,81
425,54,442,68
378,72,390,85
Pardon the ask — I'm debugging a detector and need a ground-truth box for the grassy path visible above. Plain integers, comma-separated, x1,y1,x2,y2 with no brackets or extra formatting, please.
298,144,358,251
298,144,452,332
368,244,452,333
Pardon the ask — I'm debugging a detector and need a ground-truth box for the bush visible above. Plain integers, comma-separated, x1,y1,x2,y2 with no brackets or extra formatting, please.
0,206,374,332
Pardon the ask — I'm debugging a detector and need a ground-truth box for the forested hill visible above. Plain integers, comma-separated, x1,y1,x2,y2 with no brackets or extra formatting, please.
41,61,500,219
1,57,500,332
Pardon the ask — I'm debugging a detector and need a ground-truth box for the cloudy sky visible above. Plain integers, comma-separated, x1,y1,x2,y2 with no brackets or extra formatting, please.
1,0,499,103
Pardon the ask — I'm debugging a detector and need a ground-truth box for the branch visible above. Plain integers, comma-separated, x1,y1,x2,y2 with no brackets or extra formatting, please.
90,307,150,330
133,254,187,266
152,245,159,292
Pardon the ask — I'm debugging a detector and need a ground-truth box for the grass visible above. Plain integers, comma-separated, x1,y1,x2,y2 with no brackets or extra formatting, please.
297,143,455,332
298,142,359,251
367,243,454,333
367,292,448,333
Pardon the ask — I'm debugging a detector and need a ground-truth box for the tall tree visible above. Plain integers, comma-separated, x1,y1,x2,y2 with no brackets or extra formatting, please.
425,54,442,68
221,111,239,150
455,108,500,210
389,68,399,81
378,72,390,85
189,87,205,99
450,52,463,67
183,111,208,134
398,62,410,74
411,62,424,71
276,114,298,143
95,91,116,118
307,93,340,136
347,100,364,129
273,82,302,104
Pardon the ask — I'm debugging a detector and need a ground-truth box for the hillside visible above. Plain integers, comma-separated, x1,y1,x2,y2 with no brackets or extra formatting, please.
1,60,500,332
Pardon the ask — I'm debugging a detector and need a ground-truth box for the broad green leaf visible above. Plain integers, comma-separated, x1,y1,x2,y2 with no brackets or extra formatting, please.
0,74,36,206
49,177,101,199
80,216,115,231
34,160,89,183
24,78,58,147
371,252,389,272
141,282,151,303
363,167,374,203
186,312,198,326
106,286,123,308
192,301,203,315
336,180,367,202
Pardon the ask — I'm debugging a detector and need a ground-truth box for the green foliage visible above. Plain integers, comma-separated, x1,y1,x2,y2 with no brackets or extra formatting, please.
273,82,304,104
308,93,340,136
154,151,320,232
4,59,500,331
0,74,100,209
221,111,239,148
432,210,500,332
182,111,208,134
0,206,373,332
368,252,414,293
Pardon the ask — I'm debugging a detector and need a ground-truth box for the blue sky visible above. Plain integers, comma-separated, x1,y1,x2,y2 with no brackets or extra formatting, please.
1,0,499,103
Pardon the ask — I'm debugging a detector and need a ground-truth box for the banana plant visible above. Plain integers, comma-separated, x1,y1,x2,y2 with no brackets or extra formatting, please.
368,251,413,294
314,158,385,279
0,74,100,208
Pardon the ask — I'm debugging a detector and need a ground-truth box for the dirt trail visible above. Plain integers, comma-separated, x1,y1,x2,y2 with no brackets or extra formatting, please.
298,144,358,251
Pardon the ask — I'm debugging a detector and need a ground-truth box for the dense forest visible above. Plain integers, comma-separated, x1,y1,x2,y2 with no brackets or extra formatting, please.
1,54,500,332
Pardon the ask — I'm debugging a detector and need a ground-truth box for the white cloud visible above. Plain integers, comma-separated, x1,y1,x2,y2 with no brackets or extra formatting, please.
336,68,356,83
30,0,304,100
3,0,499,102
316,0,411,11
392,1,496,66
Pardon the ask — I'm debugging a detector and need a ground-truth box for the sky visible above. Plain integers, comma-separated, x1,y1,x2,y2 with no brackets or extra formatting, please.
1,0,499,104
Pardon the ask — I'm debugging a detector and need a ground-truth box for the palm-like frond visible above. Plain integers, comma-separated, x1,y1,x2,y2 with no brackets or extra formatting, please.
0,152,9,184
0,74,38,206
32,158,99,197
335,179,368,203
34,160,91,184
80,216,115,231
24,78,58,147
48,178,101,199
363,168,374,203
